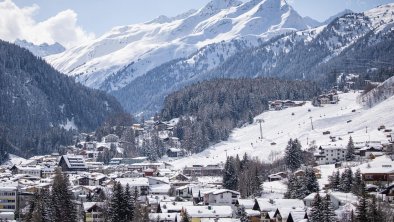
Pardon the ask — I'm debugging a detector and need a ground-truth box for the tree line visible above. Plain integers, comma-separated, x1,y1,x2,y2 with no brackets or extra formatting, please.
162,78,320,153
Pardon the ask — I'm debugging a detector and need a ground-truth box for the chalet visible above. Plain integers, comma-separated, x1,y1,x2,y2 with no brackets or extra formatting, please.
176,185,194,199
273,208,308,222
203,189,240,206
236,199,255,209
115,178,149,195
358,146,383,157
148,177,171,195
380,184,394,203
182,205,233,221
167,148,184,158
58,155,88,172
183,165,223,177
144,168,155,176
253,198,305,219
10,165,42,178
314,145,346,165
83,202,104,222
158,201,194,213
127,162,165,171
245,209,261,222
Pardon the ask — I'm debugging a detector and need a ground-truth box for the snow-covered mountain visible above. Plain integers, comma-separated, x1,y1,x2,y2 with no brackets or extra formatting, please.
112,3,394,114
46,0,318,90
15,39,65,57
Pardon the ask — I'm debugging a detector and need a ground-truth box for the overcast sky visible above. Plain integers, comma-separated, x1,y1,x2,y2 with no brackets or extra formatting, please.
1,0,392,48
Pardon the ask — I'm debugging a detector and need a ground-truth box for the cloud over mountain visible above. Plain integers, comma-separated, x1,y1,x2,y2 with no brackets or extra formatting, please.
0,0,94,48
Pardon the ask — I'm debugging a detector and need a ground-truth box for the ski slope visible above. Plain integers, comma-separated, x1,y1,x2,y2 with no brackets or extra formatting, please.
170,91,394,169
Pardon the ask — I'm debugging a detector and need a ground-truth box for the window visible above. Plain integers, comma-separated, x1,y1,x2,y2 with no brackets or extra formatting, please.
220,194,223,199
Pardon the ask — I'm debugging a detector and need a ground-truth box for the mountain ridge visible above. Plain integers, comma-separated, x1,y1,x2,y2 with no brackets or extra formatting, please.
46,0,319,91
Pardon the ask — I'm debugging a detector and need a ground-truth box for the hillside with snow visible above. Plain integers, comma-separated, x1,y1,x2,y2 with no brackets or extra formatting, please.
46,0,318,90
169,92,394,169
359,76,394,108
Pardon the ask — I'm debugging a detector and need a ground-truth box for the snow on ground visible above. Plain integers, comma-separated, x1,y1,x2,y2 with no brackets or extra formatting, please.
4,154,29,166
262,181,287,194
170,92,394,169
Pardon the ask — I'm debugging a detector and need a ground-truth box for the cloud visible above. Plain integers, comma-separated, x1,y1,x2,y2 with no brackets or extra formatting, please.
0,0,94,48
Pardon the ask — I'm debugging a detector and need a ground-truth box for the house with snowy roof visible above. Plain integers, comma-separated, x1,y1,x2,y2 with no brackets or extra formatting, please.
83,202,104,222
149,213,180,222
158,201,194,213
58,155,88,172
115,177,149,195
148,177,171,195
314,145,347,165
203,189,240,206
182,205,233,221
253,198,305,219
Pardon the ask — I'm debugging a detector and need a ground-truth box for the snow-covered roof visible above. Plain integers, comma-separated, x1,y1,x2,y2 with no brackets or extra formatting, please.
60,155,87,169
149,213,179,221
237,199,255,209
245,209,260,216
150,184,171,193
160,201,194,213
115,178,149,187
255,198,305,212
205,189,240,196
183,206,233,218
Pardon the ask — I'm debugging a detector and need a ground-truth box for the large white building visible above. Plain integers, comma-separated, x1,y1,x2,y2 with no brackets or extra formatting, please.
314,145,347,165
0,182,18,213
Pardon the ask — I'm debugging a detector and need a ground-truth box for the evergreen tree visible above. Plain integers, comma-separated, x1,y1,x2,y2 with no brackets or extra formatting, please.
108,182,126,222
124,184,135,221
51,168,77,222
322,194,337,222
329,170,341,190
367,196,384,222
305,167,319,194
356,182,368,222
352,169,362,195
237,205,250,222
284,139,303,171
284,174,296,199
180,210,191,222
346,136,355,161
340,168,353,192
309,193,323,222
292,176,308,199
223,157,238,191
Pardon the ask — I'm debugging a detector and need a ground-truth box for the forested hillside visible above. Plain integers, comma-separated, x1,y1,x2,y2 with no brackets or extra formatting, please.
0,40,124,157
161,78,320,153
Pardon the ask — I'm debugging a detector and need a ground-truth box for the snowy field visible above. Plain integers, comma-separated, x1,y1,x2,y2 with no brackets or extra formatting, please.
170,91,394,169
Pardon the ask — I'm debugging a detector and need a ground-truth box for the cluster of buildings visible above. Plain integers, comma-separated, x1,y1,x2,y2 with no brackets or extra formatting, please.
314,140,392,165
268,100,306,111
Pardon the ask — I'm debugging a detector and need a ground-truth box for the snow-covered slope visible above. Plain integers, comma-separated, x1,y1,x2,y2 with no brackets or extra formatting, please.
15,39,65,57
170,92,394,169
359,76,394,108
46,0,316,90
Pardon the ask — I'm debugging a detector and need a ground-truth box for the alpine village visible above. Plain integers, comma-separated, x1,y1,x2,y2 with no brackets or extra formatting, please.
0,0,394,221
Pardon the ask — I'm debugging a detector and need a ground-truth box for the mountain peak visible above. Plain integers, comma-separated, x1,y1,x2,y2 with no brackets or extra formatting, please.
201,0,242,13
15,39,65,57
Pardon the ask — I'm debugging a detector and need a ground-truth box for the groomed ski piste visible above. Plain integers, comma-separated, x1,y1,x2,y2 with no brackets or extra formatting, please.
170,91,394,170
